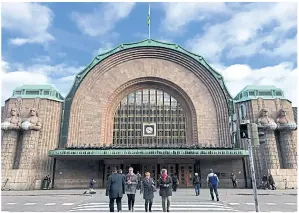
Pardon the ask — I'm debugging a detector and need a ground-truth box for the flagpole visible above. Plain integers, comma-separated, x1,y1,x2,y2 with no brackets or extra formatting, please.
148,4,151,39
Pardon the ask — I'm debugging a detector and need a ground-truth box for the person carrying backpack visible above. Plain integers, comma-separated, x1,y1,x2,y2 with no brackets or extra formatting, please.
206,169,219,201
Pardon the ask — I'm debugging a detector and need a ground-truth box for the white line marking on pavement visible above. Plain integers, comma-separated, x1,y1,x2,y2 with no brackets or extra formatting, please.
69,207,235,211
44,203,57,206
24,203,36,205
286,203,296,205
62,203,75,206
246,203,255,205
76,202,225,207
72,205,232,209
266,203,276,205
5,203,17,205
228,203,240,205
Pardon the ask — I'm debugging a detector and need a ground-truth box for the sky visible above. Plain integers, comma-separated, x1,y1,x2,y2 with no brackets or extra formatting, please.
1,2,298,106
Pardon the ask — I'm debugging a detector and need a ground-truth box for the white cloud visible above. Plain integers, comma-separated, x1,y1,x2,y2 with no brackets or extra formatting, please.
213,62,298,106
1,2,54,46
1,60,84,104
71,2,135,37
32,56,51,63
185,2,297,61
161,2,230,33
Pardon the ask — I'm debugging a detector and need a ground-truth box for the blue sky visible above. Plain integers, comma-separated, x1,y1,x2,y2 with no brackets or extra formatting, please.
1,2,298,105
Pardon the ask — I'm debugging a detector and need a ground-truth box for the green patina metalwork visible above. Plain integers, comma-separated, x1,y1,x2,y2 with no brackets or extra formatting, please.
59,39,234,147
48,149,249,157
234,85,286,103
10,84,64,102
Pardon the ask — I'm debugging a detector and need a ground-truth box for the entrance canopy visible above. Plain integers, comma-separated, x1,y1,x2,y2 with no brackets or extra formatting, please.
48,148,248,159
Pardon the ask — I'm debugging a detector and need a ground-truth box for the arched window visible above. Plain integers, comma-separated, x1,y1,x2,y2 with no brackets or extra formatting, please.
113,89,187,146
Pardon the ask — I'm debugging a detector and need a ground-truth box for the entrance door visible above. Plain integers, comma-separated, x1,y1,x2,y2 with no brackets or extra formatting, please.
142,164,157,183
104,164,120,186
160,164,176,177
178,164,194,187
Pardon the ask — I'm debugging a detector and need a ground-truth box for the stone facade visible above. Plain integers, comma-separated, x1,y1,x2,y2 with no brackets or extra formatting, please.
1,98,62,190
235,98,297,189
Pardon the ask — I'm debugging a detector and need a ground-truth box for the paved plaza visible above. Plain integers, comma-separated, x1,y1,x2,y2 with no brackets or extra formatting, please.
1,189,297,212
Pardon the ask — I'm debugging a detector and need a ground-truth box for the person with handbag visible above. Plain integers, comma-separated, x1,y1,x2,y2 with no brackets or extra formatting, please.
158,169,173,212
140,172,156,212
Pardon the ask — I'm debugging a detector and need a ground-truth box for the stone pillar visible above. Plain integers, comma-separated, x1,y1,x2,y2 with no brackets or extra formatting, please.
18,131,40,169
278,128,297,169
1,131,19,169
263,130,281,170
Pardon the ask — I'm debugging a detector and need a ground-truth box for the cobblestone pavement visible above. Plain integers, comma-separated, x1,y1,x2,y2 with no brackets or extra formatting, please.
1,189,297,212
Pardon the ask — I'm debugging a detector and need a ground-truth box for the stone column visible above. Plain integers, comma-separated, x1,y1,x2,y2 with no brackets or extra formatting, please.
277,125,297,169
19,131,40,169
1,131,19,169
263,130,281,170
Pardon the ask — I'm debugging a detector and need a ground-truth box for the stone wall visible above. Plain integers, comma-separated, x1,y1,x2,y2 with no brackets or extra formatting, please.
1,98,62,190
200,158,246,188
269,169,297,189
54,159,104,189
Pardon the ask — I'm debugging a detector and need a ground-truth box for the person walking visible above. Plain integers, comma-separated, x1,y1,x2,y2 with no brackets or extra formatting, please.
136,171,141,190
171,173,178,192
125,167,138,212
106,167,126,212
89,178,96,194
230,173,237,188
158,169,173,212
207,169,219,201
118,169,126,181
193,173,201,196
140,172,156,212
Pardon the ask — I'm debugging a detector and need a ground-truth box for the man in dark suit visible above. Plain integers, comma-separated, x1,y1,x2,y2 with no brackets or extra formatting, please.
106,167,126,212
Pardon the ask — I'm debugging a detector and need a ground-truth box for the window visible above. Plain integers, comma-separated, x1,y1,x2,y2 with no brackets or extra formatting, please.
259,91,272,96
26,90,39,95
113,88,187,146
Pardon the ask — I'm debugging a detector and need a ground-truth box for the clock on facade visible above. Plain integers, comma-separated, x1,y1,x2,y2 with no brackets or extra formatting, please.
143,123,156,136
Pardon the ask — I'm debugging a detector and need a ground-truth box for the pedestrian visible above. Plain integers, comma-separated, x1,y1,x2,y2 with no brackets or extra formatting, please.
140,172,156,212
118,169,126,181
171,173,178,192
126,167,138,212
136,171,141,190
230,173,237,188
268,174,276,190
158,169,172,212
207,169,219,201
46,175,51,189
193,173,201,196
106,167,126,212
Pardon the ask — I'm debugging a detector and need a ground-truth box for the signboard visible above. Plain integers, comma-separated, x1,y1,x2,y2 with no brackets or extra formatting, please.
143,123,156,137
48,149,249,157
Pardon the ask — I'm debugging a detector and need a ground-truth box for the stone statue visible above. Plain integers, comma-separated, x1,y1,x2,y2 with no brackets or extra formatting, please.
257,108,277,130
1,108,22,130
276,109,297,130
21,108,42,131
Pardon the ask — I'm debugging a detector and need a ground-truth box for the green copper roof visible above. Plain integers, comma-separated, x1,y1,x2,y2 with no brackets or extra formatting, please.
10,84,64,102
68,39,232,100
234,85,285,103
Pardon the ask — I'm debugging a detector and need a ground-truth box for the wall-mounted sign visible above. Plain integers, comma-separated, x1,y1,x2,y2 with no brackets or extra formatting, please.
143,123,156,137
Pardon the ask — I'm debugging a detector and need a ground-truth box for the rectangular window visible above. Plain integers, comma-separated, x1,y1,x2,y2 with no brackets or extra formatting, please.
259,91,272,96
26,90,40,95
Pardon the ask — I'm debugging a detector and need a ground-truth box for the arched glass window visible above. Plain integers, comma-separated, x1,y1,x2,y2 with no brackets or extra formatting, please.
113,89,187,146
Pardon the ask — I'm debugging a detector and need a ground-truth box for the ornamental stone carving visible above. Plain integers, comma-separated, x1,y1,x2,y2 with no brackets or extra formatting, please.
276,109,297,130
21,108,42,131
1,108,22,131
257,108,277,130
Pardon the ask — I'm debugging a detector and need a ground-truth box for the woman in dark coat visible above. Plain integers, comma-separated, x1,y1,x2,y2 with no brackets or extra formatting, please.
140,172,156,212
158,169,173,212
